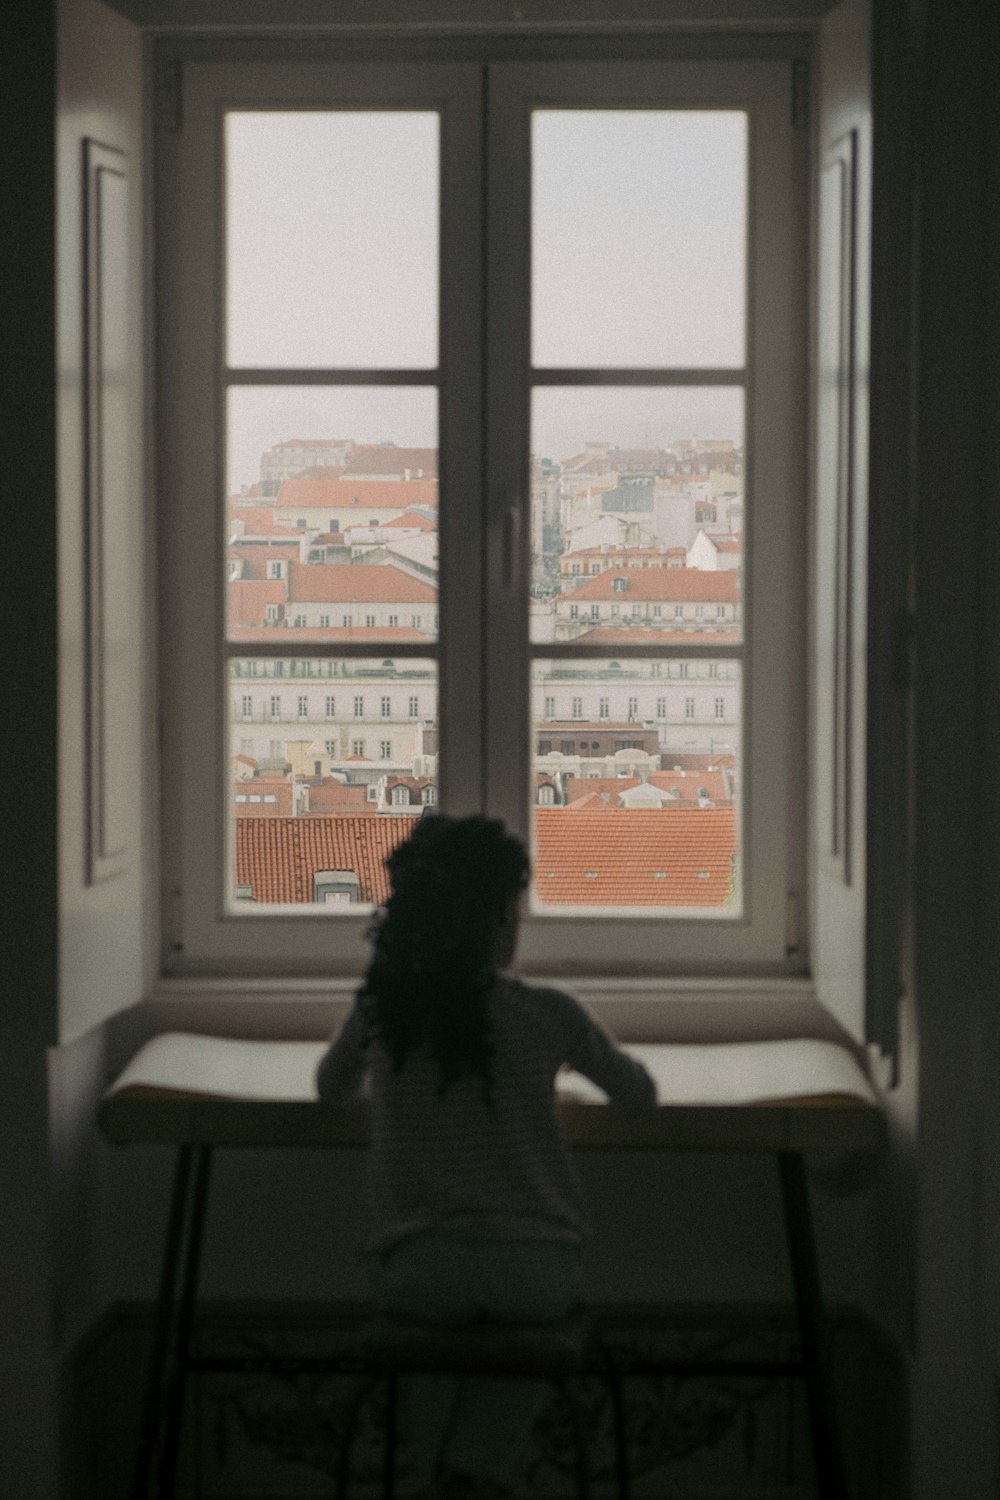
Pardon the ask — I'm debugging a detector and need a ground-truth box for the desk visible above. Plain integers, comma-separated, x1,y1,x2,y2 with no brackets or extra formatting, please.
101,1034,884,1500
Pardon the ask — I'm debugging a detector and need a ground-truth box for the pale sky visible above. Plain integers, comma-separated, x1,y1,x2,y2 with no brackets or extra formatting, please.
225,108,746,490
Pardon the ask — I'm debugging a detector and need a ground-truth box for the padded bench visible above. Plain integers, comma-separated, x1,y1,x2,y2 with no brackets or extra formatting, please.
100,1033,884,1500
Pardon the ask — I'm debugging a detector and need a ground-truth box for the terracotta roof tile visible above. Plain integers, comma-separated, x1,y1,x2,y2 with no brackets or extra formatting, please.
228,580,286,627
533,807,737,907
288,563,437,604
277,478,438,511
343,446,438,478
236,814,418,903
566,568,739,603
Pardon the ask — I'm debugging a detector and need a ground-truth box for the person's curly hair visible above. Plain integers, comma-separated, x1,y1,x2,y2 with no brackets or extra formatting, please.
358,815,530,1101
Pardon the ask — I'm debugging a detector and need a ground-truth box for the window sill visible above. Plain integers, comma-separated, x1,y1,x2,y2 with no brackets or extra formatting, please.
142,975,849,1048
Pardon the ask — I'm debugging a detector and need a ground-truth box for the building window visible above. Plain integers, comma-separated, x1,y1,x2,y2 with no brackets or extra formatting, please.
684,697,696,719
714,697,726,719
381,696,391,717
656,697,666,718
269,695,281,718
422,784,437,805
162,51,803,976
325,695,336,716
408,695,419,716
391,783,409,806
538,784,555,805
388,614,399,626
240,695,252,716
599,698,609,719
380,739,392,758
544,696,555,718
325,739,336,755
695,604,705,620
297,696,308,716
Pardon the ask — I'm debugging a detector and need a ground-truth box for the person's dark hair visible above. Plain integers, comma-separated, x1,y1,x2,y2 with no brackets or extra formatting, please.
358,815,529,1100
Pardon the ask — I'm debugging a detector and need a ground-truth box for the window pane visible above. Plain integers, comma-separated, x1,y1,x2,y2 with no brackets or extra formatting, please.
226,387,438,645
226,112,439,368
532,111,746,368
229,657,437,907
532,657,741,913
530,387,743,644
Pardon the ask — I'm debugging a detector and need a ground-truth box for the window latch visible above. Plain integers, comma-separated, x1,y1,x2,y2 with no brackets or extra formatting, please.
502,503,521,590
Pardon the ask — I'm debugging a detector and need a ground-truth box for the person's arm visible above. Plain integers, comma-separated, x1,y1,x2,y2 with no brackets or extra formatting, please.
549,988,658,1111
315,1002,368,1102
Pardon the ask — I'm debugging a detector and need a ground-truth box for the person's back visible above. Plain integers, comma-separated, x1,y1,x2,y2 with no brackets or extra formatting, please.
315,814,656,1498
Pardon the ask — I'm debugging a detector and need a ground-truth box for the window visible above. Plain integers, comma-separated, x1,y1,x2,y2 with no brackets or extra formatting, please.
240,695,252,716
325,739,336,755
714,697,726,719
599,698,609,719
656,697,666,719
320,614,330,627
162,51,803,976
297,695,308,716
380,739,392,758
325,695,336,716
544,695,555,718
684,697,696,720
381,696,391,717
269,695,281,719
391,784,409,806
422,784,437,805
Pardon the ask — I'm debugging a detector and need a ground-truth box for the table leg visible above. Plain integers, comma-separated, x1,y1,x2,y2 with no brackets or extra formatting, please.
156,1144,213,1500
778,1151,849,1500
131,1145,194,1500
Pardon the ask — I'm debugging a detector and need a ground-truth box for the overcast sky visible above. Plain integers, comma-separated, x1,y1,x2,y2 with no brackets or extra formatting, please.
225,109,746,490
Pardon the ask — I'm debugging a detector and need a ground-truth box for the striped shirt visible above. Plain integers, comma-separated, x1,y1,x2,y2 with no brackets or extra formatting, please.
316,977,657,1253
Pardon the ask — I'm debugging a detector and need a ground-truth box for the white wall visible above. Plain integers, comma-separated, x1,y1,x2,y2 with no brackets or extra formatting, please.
57,0,149,1045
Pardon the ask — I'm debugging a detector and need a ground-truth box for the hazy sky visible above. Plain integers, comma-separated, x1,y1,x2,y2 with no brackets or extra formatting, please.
225,108,746,490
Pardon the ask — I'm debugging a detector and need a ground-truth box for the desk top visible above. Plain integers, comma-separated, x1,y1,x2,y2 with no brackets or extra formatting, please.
99,1033,885,1158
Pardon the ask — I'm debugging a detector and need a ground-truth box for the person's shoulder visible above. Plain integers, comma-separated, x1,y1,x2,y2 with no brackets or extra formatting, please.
497,976,588,1027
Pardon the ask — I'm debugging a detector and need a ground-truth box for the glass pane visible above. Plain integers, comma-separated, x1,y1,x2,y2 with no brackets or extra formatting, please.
229,657,437,907
532,111,746,368
530,388,743,644
226,112,439,368
227,387,438,645
532,658,741,914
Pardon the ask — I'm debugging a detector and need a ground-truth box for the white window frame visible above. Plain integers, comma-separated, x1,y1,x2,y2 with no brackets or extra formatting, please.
159,51,805,980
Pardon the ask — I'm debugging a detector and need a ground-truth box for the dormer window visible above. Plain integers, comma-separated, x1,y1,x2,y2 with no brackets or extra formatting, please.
613,576,628,592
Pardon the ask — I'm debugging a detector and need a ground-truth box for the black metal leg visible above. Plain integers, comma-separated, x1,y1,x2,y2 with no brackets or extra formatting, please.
555,1377,590,1500
132,1145,195,1500
778,1151,849,1500
608,1368,630,1500
383,1372,398,1500
157,1145,213,1500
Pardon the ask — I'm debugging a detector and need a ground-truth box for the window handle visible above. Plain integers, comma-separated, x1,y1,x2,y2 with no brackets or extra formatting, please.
502,503,521,590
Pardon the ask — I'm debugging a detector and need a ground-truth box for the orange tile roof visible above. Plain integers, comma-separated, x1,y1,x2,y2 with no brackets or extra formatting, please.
562,771,732,806
277,478,438,511
236,814,418,903
304,780,371,812
234,779,294,816
533,807,737,907
566,568,739,603
343,446,438,478
228,580,286,627
288,563,437,605
662,753,737,772
380,510,437,532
